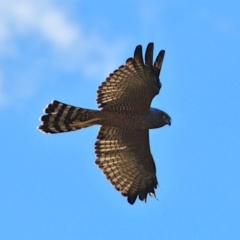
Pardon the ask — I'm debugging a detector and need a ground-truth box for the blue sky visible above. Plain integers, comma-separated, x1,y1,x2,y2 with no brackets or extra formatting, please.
1,0,240,239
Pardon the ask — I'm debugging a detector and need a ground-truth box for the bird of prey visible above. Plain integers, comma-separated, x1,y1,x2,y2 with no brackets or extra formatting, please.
38,43,171,204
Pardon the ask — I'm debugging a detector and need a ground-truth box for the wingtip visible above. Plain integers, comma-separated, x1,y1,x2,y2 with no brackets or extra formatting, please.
154,49,165,72
149,192,158,201
145,43,154,66
147,42,154,48
127,194,138,205
134,45,144,64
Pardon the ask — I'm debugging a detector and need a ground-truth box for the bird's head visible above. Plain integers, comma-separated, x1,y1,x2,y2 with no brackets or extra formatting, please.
150,108,171,128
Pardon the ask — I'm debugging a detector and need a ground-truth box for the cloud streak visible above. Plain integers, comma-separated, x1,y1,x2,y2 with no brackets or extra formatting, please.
0,1,80,51
0,0,127,109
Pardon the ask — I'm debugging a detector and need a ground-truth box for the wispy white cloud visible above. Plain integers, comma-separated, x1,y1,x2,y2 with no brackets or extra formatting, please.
0,0,80,51
0,0,127,109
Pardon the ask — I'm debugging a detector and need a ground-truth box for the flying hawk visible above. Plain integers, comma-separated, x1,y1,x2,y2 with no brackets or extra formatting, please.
38,43,171,204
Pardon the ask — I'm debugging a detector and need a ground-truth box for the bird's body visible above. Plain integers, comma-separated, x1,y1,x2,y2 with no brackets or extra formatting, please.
38,43,171,204
99,108,170,129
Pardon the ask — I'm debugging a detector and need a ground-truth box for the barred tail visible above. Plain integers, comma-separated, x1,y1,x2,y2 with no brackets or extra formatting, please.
38,100,99,134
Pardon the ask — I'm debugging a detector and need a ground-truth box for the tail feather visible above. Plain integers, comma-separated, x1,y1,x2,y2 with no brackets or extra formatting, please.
38,100,97,134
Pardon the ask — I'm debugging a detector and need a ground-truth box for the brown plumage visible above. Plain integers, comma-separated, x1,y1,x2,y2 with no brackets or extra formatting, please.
38,43,171,204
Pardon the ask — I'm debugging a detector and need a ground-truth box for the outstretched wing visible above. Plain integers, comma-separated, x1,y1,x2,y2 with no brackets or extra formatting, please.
95,126,158,204
97,43,165,111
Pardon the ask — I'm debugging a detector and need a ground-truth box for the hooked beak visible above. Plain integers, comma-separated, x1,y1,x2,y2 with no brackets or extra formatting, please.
167,118,171,126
